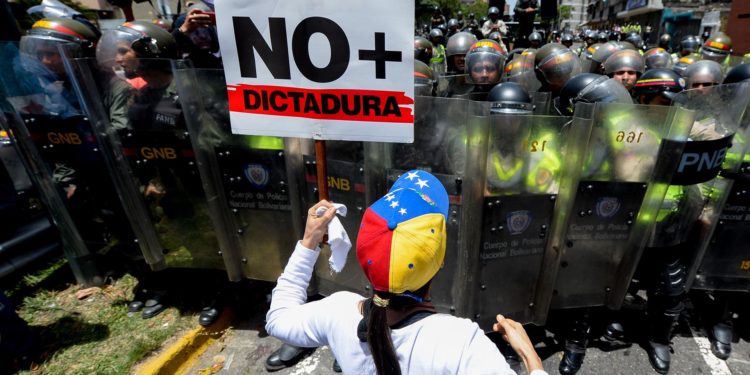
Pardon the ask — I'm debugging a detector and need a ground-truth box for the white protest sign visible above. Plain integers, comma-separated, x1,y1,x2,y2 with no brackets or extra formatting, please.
215,0,414,142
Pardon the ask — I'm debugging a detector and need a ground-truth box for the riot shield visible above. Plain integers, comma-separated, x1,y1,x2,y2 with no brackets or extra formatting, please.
534,101,697,321
64,57,229,273
503,52,541,93
670,83,750,292
474,112,592,327
364,96,487,317
435,74,474,98
0,41,129,285
171,66,305,282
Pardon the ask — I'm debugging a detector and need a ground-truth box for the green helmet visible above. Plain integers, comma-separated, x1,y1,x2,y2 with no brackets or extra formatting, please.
97,20,178,62
414,60,435,96
701,33,732,63
21,17,98,57
465,40,506,86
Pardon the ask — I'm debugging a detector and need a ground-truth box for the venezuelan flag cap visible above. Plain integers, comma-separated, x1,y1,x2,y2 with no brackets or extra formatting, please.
356,170,448,295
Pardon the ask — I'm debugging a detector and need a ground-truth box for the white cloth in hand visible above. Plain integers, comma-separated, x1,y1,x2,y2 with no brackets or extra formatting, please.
316,204,351,273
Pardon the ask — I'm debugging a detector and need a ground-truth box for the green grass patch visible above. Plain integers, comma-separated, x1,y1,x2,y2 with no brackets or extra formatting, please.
10,260,199,375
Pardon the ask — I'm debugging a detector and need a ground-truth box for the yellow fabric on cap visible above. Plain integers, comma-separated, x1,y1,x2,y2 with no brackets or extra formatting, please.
388,213,446,294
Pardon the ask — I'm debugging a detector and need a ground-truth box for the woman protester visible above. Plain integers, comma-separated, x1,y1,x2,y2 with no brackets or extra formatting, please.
266,170,547,374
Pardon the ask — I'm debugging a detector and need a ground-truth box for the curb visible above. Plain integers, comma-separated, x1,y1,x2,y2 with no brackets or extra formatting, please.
136,308,235,375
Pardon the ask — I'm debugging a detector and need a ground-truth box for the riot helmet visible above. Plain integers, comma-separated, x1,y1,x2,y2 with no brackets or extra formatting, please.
558,73,632,115
672,53,701,76
617,41,638,51
96,21,177,79
414,60,435,96
608,30,621,42
603,49,645,91
468,12,475,20
683,60,723,89
20,17,99,74
446,32,478,74
429,28,444,46
528,31,543,49
658,33,671,50
466,40,506,87
488,6,500,20
580,42,602,63
487,82,533,114
701,33,732,63
597,31,608,44
480,16,488,25
414,37,433,65
644,47,673,70
447,18,460,32
624,32,643,50
534,43,581,93
584,30,597,46
561,33,574,48
724,63,750,84
633,68,685,105
679,35,701,56
488,31,503,46
591,41,624,69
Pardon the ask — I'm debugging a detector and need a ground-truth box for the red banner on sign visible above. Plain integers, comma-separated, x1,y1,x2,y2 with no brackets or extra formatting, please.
227,84,414,123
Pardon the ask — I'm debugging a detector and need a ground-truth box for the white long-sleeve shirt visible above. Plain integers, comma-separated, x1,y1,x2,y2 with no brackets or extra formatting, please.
266,241,548,375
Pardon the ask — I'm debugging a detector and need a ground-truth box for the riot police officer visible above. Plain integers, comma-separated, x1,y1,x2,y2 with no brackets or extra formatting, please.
481,6,507,39
487,82,534,115
528,31,543,49
414,36,433,66
658,33,672,52
644,47,673,70
465,40,506,93
701,33,733,67
682,60,723,90
428,28,446,74
445,32,478,75
414,60,436,97
430,5,446,29
624,31,644,52
446,18,461,39
561,32,574,49
602,49,645,92
597,31,608,44
534,43,581,98
632,68,688,374
671,35,701,64
588,41,624,74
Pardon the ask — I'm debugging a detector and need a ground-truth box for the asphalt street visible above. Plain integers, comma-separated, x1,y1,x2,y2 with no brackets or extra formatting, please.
186,297,750,375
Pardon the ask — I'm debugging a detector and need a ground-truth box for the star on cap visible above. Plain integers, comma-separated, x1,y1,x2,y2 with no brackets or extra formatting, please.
385,193,395,202
399,208,407,215
405,171,420,181
415,178,429,189
390,201,399,208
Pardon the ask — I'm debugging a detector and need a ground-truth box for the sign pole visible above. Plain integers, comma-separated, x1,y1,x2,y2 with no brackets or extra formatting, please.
315,139,329,201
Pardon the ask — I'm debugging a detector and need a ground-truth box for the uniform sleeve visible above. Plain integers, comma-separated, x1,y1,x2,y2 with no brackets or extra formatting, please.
265,242,335,347
481,21,492,38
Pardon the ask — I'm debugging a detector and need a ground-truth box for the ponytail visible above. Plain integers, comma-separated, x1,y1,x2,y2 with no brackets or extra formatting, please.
366,293,401,375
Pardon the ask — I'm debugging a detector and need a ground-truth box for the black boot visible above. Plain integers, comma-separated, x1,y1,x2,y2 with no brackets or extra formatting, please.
646,340,672,375
645,305,681,374
710,322,732,360
264,343,314,372
559,312,590,375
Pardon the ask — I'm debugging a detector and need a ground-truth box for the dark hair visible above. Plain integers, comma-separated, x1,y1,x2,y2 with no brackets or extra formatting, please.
367,292,400,375
366,282,432,375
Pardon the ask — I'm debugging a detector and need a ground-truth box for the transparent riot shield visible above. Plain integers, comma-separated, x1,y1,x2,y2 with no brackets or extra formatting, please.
534,101,697,322
473,112,592,327
171,66,305,282
503,52,541,93
301,141,369,296
0,41,129,286
435,74,474,98
364,96,487,317
670,83,750,293
64,57,230,274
